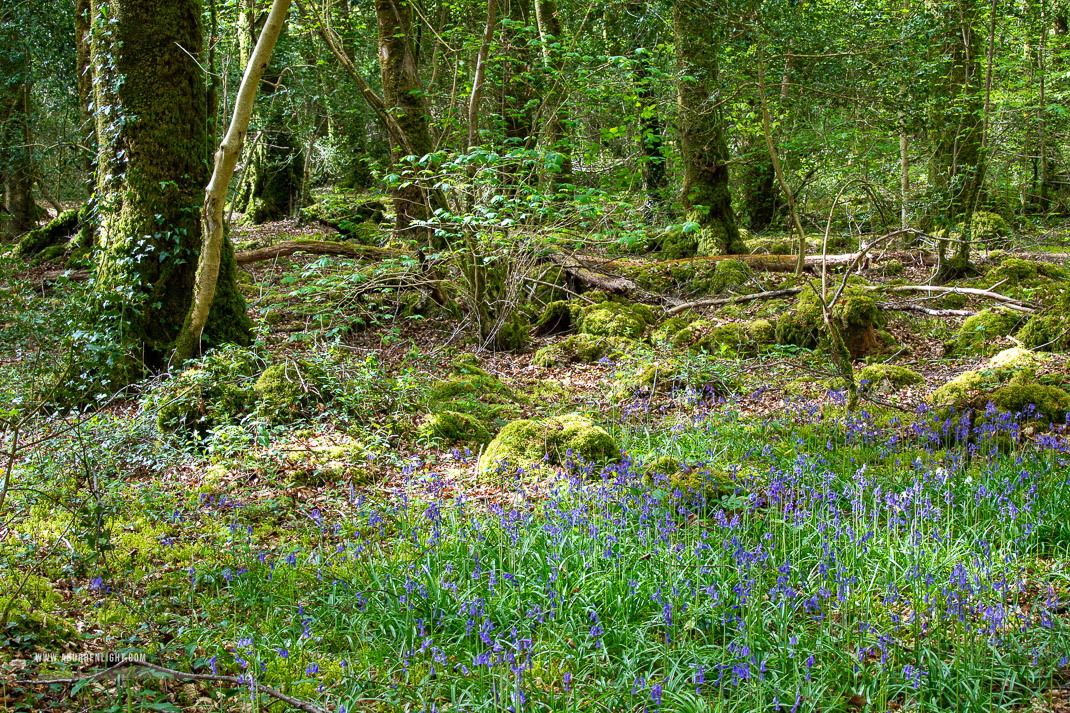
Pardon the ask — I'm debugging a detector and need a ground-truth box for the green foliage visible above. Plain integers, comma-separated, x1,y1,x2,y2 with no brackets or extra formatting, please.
149,346,261,433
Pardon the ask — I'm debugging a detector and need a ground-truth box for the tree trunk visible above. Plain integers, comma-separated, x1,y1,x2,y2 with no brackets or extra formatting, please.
928,0,983,270
233,2,303,224
175,0,291,365
377,0,434,243
635,47,668,217
741,125,777,231
89,0,250,370
75,0,95,179
0,23,35,239
467,0,497,152
500,0,538,191
672,0,744,255
534,0,572,191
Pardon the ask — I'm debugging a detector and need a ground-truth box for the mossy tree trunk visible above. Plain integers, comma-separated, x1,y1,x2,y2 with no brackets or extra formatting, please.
89,0,250,370
0,23,36,239
233,1,303,225
534,0,572,193
376,0,434,243
76,0,95,179
928,0,983,268
672,0,744,255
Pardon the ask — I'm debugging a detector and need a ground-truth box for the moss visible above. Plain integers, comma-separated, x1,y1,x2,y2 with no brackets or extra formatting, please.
153,346,260,433
651,315,696,345
775,282,885,358
533,300,572,336
643,455,680,476
746,318,776,345
1018,313,1070,352
478,413,619,478
0,573,77,651
858,364,924,393
419,410,493,445
989,383,1070,423
988,346,1047,370
881,259,904,276
955,309,1023,354
968,211,1010,244
430,374,514,403
579,300,654,338
988,258,1039,284
450,353,489,377
533,333,633,367
16,208,79,257
706,258,753,294
255,360,330,424
494,312,530,352
664,468,735,500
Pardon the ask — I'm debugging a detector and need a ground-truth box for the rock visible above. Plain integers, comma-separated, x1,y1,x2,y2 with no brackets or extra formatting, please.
152,346,260,433
775,281,885,359
478,413,619,478
1018,312,1070,353
857,364,924,393
255,360,330,424
533,333,634,367
578,300,655,339
533,300,572,336
419,410,493,446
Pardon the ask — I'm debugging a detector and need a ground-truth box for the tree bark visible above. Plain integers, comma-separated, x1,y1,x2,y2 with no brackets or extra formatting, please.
75,0,95,179
174,0,291,365
672,0,744,255
0,21,35,239
535,0,572,191
467,0,497,152
376,0,434,243
90,0,250,370
635,46,668,216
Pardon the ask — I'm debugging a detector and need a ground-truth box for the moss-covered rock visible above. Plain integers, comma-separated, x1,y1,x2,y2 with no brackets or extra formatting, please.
988,383,1070,423
651,314,696,345
746,318,776,345
419,410,493,445
450,352,490,377
533,300,572,336
494,312,530,352
1018,312,1070,353
706,258,753,294
578,300,655,338
427,369,526,427
255,360,330,424
775,281,885,359
533,333,634,367
857,364,924,393
152,346,260,433
478,413,619,478
929,347,1066,423
954,309,1023,354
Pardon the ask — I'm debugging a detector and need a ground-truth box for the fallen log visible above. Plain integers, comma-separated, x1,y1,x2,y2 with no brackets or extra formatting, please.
545,251,640,295
634,249,938,273
235,240,398,265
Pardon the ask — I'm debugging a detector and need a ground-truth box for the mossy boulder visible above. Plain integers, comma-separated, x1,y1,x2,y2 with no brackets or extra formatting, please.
775,281,885,359
954,309,1023,354
533,300,572,336
152,346,260,433
419,410,493,446
578,300,655,339
929,347,1067,423
478,413,619,478
1018,312,1070,353
664,468,736,501
427,368,526,427
858,364,924,393
706,259,753,295
533,333,634,367
255,360,331,424
746,318,776,345
494,312,530,352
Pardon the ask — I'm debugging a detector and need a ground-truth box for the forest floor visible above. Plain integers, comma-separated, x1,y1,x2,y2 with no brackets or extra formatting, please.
3,217,1070,712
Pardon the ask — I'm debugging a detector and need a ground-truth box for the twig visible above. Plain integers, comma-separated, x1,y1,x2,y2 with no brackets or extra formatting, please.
17,659,330,713
877,302,976,317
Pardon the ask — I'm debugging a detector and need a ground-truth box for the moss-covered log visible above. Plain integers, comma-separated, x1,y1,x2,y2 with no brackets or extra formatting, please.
89,0,250,369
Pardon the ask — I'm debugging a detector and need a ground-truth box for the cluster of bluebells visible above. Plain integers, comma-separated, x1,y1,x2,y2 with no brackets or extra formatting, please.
144,399,1070,710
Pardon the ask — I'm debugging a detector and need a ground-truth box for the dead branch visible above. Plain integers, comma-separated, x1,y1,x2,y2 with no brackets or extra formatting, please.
546,251,640,295
234,240,399,265
869,284,1035,312
16,659,329,713
877,302,976,317
666,287,803,315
